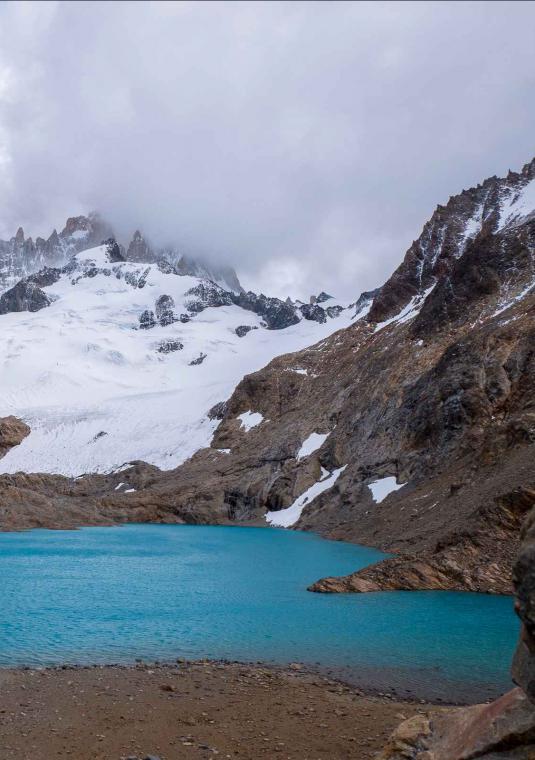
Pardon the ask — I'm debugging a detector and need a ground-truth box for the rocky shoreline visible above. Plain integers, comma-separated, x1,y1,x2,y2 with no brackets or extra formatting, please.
0,660,443,760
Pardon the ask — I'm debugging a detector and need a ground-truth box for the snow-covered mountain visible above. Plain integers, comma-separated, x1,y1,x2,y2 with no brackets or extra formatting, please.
0,241,353,475
0,214,113,294
0,214,244,296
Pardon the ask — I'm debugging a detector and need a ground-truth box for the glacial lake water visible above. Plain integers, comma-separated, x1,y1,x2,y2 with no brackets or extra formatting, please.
0,524,518,701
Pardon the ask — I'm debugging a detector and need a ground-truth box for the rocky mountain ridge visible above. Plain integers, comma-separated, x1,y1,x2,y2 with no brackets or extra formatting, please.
369,156,535,324
0,214,244,295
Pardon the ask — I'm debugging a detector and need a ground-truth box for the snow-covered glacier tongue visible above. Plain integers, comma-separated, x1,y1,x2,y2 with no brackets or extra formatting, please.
0,243,354,476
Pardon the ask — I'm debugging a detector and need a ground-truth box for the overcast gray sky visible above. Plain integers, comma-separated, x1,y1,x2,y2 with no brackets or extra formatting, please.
1,1,535,300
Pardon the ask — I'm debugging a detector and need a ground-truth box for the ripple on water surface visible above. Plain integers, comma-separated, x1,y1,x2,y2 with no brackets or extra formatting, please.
0,524,517,701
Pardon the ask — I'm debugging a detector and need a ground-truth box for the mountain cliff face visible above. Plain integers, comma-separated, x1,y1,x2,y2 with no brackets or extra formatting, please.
0,159,534,600
369,157,535,324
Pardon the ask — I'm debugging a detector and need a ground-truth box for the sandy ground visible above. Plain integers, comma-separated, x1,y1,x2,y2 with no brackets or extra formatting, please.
0,661,444,760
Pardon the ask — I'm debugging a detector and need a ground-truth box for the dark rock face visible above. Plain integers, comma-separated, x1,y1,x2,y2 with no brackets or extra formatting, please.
184,283,336,330
189,352,207,366
513,504,535,703
368,158,535,325
104,238,125,263
326,305,344,318
182,282,328,331
139,310,156,330
0,280,51,314
156,258,175,275
299,303,327,323
235,325,258,338
27,267,62,288
412,222,535,339
232,291,299,330
157,339,183,354
0,416,30,458
352,288,379,317
155,294,176,326
124,267,150,289
185,282,233,313
207,401,228,420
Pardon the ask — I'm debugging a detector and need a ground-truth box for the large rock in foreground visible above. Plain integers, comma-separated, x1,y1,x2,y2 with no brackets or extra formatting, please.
379,688,535,759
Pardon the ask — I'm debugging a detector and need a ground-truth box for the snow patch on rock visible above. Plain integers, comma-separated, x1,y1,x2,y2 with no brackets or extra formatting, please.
238,411,264,432
368,476,405,504
266,466,347,527
374,285,435,333
499,177,535,230
297,432,329,461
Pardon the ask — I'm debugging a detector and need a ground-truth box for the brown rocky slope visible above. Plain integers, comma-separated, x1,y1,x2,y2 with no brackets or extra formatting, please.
1,160,535,598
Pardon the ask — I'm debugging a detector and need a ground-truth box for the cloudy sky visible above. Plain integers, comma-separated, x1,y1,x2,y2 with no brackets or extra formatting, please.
1,1,534,299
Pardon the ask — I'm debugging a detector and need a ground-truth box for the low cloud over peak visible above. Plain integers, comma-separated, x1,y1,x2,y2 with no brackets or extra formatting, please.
1,1,535,300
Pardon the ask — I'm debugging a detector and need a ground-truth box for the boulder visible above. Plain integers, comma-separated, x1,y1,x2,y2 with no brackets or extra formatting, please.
0,416,30,458
379,688,535,759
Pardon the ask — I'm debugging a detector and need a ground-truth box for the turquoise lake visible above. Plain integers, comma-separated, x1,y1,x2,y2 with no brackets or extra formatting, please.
0,524,517,701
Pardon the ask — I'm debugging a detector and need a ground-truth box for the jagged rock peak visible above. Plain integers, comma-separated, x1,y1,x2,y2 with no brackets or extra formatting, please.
1,213,244,296
61,216,90,237
127,230,153,263
368,155,535,325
